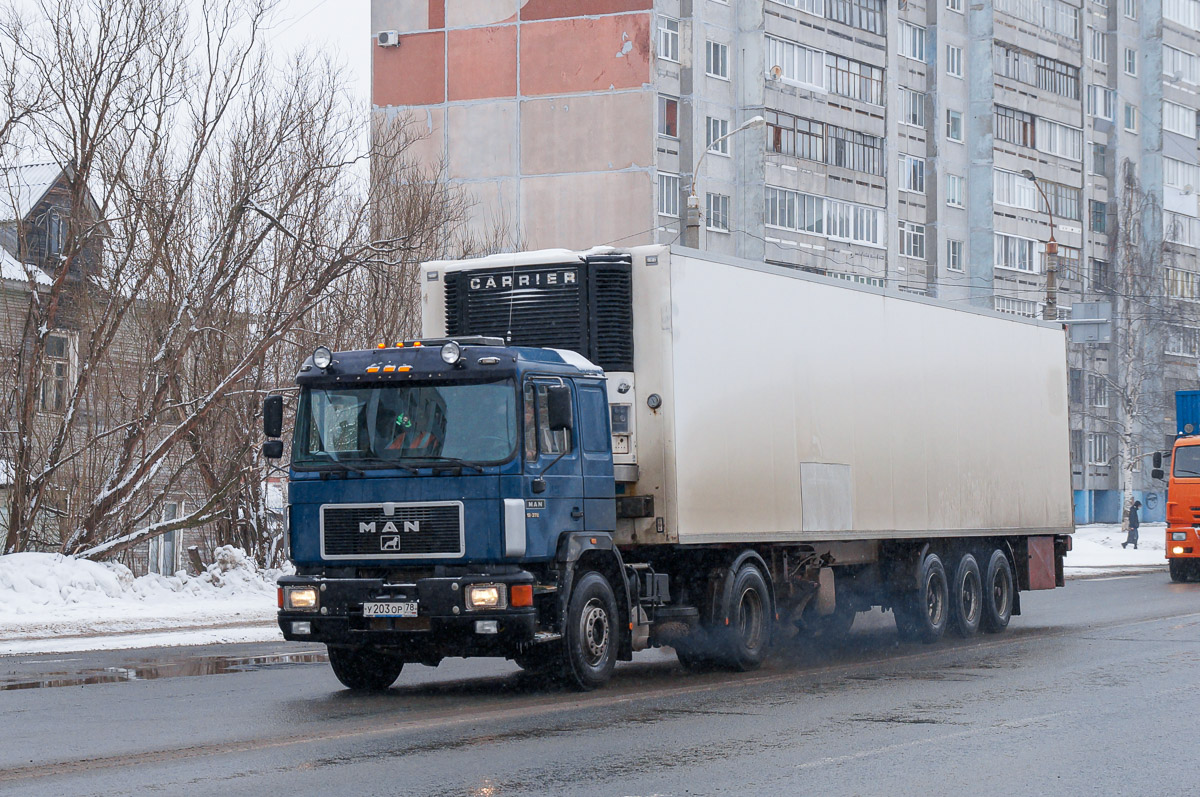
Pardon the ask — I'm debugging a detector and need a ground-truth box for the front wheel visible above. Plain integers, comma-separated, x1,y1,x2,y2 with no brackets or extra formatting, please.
562,571,619,691
1168,558,1198,583
327,645,404,691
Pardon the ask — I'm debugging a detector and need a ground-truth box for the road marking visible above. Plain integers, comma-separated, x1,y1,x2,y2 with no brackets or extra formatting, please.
1088,576,1139,581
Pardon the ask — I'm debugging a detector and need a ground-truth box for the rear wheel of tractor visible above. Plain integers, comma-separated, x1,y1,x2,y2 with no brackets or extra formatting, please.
980,548,1015,634
894,553,949,643
715,563,773,671
948,553,983,638
562,570,619,691
326,645,404,691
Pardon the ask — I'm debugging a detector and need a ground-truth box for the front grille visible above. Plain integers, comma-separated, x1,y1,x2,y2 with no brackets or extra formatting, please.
321,502,464,559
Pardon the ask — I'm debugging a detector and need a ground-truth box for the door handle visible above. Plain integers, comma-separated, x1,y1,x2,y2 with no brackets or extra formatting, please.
571,508,584,519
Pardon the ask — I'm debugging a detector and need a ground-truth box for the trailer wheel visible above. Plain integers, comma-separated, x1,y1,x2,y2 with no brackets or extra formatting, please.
562,570,618,691
327,645,404,691
980,548,1014,633
715,563,772,670
894,552,948,643
949,553,983,637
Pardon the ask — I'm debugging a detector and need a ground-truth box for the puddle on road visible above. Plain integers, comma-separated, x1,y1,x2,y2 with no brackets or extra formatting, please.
0,650,327,691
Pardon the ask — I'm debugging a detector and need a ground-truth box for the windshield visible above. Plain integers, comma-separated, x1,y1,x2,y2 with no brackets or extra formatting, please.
1174,445,1200,478
294,379,519,468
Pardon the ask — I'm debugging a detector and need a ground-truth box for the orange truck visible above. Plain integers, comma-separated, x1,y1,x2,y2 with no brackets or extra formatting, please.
1155,390,1200,582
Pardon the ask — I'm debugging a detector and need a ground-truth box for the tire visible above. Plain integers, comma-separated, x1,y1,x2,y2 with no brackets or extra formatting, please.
1168,558,1197,583
980,548,1015,634
673,637,717,673
513,643,563,676
561,570,619,691
798,600,856,640
948,553,983,638
714,563,773,671
327,645,404,691
894,552,949,644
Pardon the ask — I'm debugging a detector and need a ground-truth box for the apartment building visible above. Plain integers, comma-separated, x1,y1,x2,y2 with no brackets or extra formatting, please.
370,0,1200,522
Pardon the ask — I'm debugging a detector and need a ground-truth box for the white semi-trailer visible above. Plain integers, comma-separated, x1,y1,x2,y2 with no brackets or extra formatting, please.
273,245,1073,690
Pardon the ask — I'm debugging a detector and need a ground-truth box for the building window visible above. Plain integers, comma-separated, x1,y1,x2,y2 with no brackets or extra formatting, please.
706,40,729,79
706,116,730,154
1165,157,1200,190
1088,27,1107,63
1036,55,1080,99
1124,0,1137,18
1124,48,1137,76
994,295,1037,317
994,42,1036,85
1124,103,1139,133
899,221,926,259
1069,369,1083,403
1164,101,1197,138
900,87,925,127
1035,118,1083,160
658,172,680,217
1089,374,1108,407
899,154,925,194
1055,245,1081,281
826,54,884,105
946,109,963,141
946,174,965,207
1090,258,1110,291
40,332,72,413
995,105,1035,148
766,187,820,233
1089,433,1110,466
1092,142,1108,175
947,239,964,271
766,110,826,162
148,502,182,576
1040,181,1081,221
995,0,1079,39
1070,429,1084,464
658,17,679,62
1088,85,1115,120
946,44,963,77
706,192,730,232
1165,210,1200,247
1090,200,1107,233
658,96,678,137
1164,45,1200,85
1165,0,1200,28
825,0,885,35
826,198,884,246
948,0,964,11
766,35,825,89
899,22,927,62
1167,325,1200,357
777,0,823,15
826,124,883,175
1167,267,1200,299
994,169,1038,210
995,233,1037,272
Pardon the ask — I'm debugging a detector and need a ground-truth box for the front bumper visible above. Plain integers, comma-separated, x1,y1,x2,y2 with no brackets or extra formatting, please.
277,573,538,658
1166,527,1200,558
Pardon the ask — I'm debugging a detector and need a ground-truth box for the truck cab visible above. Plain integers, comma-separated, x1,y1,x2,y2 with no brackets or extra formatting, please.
273,338,629,690
1162,437,1200,582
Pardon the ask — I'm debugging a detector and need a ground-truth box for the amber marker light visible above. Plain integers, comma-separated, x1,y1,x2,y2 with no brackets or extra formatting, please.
510,584,533,607
377,343,386,349
383,365,395,373
277,587,283,609
397,366,412,372
366,366,380,373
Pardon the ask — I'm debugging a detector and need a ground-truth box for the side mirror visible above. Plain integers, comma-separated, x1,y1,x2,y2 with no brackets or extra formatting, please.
546,385,573,431
263,395,283,438
1153,452,1163,470
262,439,284,460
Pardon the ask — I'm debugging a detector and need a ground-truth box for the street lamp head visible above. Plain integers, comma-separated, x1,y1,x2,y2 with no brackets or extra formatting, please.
1020,169,1037,182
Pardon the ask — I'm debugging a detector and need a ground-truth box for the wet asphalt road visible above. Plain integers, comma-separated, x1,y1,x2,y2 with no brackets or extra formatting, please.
1,572,1198,796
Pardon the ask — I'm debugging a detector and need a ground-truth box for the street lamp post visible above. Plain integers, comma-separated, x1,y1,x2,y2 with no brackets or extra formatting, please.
1021,168,1059,321
684,115,765,249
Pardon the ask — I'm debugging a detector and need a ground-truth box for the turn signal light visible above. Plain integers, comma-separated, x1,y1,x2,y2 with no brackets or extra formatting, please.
510,584,534,607
277,587,283,609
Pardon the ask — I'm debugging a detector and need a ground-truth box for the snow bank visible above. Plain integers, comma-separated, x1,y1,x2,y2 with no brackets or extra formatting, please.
0,547,288,652
1065,523,1167,574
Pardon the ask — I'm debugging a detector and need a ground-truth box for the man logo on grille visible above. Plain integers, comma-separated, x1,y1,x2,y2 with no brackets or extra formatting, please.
404,520,419,533
358,520,418,534
359,522,375,534
380,536,401,551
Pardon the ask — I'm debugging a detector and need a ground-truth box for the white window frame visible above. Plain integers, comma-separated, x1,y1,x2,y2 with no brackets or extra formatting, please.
1124,47,1137,76
947,0,964,11
706,192,731,232
766,35,826,90
994,169,1038,211
1088,85,1115,120
945,109,963,141
658,17,680,63
947,239,964,271
706,40,729,79
946,174,965,207
1164,101,1198,138
1165,45,1200,85
900,22,927,62
1124,103,1139,133
995,232,1039,273
1165,157,1200,190
706,116,730,155
900,154,926,194
39,331,75,414
900,87,926,127
1088,433,1110,466
1124,0,1137,19
994,295,1037,317
1167,324,1200,357
658,172,681,217
946,44,963,77
1088,27,1107,63
1035,118,1083,161
898,220,926,259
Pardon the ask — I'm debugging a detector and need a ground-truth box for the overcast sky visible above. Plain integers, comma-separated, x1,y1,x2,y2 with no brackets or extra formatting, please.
262,0,371,104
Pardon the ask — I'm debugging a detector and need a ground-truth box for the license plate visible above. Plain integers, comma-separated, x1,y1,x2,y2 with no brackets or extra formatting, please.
362,601,418,618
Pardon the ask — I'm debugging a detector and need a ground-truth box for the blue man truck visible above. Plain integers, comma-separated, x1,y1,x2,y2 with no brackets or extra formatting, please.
269,245,1073,691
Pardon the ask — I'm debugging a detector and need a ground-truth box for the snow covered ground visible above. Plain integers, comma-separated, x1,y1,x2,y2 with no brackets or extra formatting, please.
0,525,1168,656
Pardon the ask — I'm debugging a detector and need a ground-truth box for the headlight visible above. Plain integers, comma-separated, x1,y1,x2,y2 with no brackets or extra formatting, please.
1172,546,1186,555
312,346,333,369
1173,532,1188,541
465,584,507,610
284,586,319,611
441,341,462,365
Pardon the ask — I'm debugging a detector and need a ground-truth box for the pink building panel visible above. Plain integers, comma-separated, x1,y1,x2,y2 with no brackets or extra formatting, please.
519,14,651,96
447,26,518,101
519,0,651,21
373,30,446,107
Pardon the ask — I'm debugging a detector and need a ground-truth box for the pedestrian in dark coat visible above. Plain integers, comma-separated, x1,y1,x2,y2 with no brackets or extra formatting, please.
1122,501,1141,549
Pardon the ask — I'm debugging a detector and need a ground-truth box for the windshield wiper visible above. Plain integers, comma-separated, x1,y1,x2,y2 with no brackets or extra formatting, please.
307,459,364,477
357,455,419,474
410,457,488,473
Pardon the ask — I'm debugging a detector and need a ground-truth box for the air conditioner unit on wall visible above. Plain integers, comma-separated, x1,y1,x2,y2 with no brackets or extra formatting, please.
377,30,400,47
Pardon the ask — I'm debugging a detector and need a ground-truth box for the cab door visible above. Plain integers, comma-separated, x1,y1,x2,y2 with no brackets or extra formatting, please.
520,378,584,559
